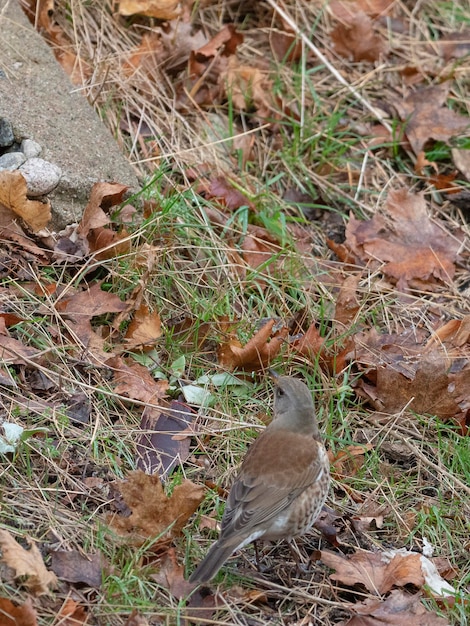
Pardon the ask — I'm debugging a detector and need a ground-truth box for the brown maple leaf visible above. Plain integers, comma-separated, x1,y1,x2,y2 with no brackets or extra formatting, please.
0,530,58,596
342,187,463,291
108,471,204,543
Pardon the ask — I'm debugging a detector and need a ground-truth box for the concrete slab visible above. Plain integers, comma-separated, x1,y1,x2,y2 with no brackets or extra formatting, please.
0,0,141,230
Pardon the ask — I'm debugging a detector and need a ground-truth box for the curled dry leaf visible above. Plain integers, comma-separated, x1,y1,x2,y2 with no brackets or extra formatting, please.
108,470,204,543
321,548,456,597
338,589,450,626
77,182,127,235
329,444,373,478
218,319,288,371
124,610,150,626
0,170,51,232
195,24,243,59
291,322,354,375
151,547,194,599
0,530,58,595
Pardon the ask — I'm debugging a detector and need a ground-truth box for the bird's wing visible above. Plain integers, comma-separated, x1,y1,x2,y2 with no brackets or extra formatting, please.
219,429,325,542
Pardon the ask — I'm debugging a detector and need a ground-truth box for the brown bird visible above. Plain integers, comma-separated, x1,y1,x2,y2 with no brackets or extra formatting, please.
189,374,330,584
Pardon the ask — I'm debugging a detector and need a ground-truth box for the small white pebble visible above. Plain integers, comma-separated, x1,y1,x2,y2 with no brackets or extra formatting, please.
21,138,42,159
19,157,62,196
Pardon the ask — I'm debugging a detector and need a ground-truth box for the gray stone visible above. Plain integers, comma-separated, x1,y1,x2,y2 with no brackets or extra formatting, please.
19,157,62,196
0,151,26,170
21,138,42,158
0,0,140,229
0,118,14,147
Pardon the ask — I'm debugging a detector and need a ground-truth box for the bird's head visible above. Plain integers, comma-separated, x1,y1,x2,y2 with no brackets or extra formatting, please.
269,373,319,436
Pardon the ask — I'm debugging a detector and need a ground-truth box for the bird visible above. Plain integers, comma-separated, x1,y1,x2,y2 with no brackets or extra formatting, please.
189,373,330,584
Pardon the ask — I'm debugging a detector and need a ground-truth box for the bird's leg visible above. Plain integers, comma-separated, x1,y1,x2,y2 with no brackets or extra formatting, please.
254,540,261,570
288,539,310,576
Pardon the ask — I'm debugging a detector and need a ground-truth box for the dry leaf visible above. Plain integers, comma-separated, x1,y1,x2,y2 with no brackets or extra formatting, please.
329,0,394,21
78,181,129,237
342,187,463,291
125,303,162,350
0,597,37,626
108,471,204,542
330,444,373,478
50,550,103,587
151,547,194,598
124,610,150,626
195,24,243,59
322,548,455,597
136,401,195,478
394,84,470,155
0,171,51,232
355,324,470,422
205,177,255,211
333,274,361,327
56,281,127,320
331,13,386,62
107,356,169,404
218,319,288,371
222,57,274,119
321,549,425,595
0,530,58,595
338,589,450,625
118,0,181,20
56,599,89,626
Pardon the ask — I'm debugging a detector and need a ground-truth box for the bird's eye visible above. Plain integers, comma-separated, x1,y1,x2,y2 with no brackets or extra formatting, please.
276,387,285,397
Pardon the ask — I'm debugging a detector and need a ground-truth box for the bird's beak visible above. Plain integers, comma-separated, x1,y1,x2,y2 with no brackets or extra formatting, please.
267,368,280,380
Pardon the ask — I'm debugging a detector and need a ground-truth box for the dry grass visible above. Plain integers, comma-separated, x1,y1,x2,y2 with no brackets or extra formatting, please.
2,0,470,624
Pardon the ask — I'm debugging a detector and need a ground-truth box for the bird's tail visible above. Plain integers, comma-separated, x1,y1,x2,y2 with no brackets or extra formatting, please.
189,541,236,584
